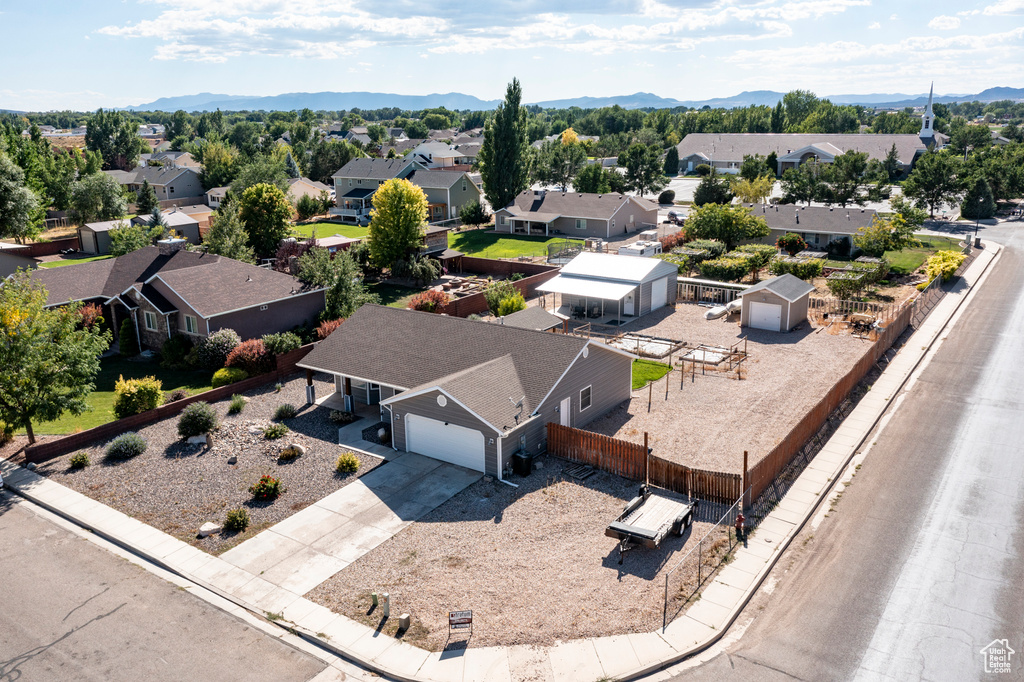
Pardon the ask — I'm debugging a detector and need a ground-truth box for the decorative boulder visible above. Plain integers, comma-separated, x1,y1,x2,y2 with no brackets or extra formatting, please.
187,435,207,445
279,443,305,460
199,522,222,537
227,455,237,465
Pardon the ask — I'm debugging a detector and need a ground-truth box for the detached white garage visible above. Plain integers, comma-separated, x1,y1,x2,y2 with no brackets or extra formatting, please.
739,274,815,332
405,414,486,472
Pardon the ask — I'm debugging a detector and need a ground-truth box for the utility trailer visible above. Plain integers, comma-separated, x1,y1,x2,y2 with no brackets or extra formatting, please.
605,485,698,564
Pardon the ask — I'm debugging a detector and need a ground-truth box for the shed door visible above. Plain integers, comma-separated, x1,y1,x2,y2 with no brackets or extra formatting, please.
623,290,635,316
650,277,668,310
749,302,783,331
406,414,486,472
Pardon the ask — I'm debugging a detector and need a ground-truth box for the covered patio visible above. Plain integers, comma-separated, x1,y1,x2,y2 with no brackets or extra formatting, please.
510,213,559,236
538,275,636,326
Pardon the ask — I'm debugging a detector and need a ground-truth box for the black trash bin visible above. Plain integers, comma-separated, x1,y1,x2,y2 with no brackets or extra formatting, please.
512,453,532,477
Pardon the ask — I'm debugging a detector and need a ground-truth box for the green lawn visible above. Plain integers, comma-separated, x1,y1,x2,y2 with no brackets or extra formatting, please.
448,231,583,259
291,222,370,240
365,281,423,308
632,359,671,390
39,254,114,269
26,356,213,436
885,236,962,276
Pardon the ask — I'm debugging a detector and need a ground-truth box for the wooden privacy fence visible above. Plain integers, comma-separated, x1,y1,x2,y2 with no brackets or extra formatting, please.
807,297,897,324
546,423,742,504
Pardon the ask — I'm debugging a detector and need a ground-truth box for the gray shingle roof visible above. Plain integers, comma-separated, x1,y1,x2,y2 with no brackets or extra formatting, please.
298,305,592,430
498,190,654,221
676,133,927,165
104,166,199,187
744,203,876,236
497,306,564,331
406,169,468,190
739,273,815,302
332,158,414,180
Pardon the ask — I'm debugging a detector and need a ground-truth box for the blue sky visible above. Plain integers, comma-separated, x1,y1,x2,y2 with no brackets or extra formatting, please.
1,0,1022,111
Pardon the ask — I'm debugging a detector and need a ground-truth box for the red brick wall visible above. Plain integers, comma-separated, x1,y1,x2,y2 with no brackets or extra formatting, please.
23,237,79,257
440,267,560,317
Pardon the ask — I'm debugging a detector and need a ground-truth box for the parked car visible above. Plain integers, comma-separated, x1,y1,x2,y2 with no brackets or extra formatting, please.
666,210,685,225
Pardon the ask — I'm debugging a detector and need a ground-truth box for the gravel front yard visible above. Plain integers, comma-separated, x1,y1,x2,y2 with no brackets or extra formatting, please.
588,304,870,473
36,374,381,554
307,456,717,651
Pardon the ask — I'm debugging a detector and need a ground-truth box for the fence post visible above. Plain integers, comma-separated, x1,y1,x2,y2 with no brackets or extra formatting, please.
742,451,749,512
648,382,652,412
644,432,649,487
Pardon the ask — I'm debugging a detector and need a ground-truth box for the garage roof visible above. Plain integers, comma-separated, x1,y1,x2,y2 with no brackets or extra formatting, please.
537,275,636,300
739,273,815,303
560,252,677,284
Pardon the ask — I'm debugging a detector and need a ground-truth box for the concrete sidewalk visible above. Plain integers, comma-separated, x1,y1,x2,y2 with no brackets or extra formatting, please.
0,242,999,682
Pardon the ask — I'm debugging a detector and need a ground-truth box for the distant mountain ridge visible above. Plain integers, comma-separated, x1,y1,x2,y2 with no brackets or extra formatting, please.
127,87,1024,113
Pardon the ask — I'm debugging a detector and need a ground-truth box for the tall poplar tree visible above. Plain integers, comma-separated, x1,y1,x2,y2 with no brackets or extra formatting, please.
479,78,530,210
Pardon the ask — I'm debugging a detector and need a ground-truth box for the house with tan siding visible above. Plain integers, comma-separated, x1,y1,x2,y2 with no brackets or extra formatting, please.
493,190,659,239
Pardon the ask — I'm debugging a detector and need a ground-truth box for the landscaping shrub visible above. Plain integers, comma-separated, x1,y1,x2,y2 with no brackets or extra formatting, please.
77,303,104,330
658,189,676,204
274,403,297,421
769,257,824,280
735,243,777,280
408,289,449,314
685,239,726,259
164,388,190,404
263,423,289,440
249,474,283,501
459,200,490,226
225,338,273,376
177,401,218,439
118,318,139,357
508,272,525,282
826,274,865,299
695,163,712,176
316,318,343,339
69,452,90,469
106,432,147,460
484,280,517,316
699,257,750,282
223,508,250,532
113,375,164,419
159,334,195,369
290,322,317,345
925,250,966,283
496,291,527,317
335,451,360,474
329,410,359,425
659,230,686,251
825,237,852,260
212,367,248,388
261,331,301,356
0,422,12,446
195,328,241,370
228,394,246,415
656,253,691,274
776,232,807,256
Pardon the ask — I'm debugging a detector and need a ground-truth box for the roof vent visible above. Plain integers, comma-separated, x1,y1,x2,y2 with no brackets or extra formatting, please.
829,207,833,212
246,275,252,282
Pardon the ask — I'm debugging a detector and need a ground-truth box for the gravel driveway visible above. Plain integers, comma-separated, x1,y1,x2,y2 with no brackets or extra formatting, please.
36,374,381,554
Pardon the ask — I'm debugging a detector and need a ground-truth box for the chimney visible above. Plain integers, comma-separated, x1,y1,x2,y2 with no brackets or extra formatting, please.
157,237,187,256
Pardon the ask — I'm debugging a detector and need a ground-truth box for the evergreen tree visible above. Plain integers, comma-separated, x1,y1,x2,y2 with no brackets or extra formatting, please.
479,78,530,210
204,203,256,263
692,170,733,206
883,144,902,181
285,152,301,179
960,176,996,220
663,146,679,177
770,101,786,133
136,179,158,215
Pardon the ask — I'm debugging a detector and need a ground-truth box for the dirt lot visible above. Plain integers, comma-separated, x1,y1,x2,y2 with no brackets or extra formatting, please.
35,374,381,554
307,456,724,650
587,303,870,473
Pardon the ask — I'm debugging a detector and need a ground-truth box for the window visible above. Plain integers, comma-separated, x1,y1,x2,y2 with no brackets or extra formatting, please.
348,179,353,186
575,219,587,230
144,311,158,331
357,179,362,185
611,220,615,229
500,215,507,225
580,385,592,411
184,315,198,334
462,181,467,192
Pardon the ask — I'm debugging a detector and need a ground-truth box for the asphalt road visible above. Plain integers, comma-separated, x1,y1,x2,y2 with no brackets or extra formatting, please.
0,492,327,682
673,220,1024,681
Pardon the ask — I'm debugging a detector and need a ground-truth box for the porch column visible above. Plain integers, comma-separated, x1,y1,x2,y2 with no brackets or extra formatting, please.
545,222,549,237
305,368,316,405
343,376,354,412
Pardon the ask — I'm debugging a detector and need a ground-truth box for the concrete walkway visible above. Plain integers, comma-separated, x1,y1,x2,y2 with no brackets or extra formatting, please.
0,242,999,682
221,453,480,595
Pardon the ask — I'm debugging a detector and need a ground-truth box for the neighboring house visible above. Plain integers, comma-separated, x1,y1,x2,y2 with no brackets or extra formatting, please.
428,128,459,141
410,141,465,169
297,305,634,478
30,240,326,352
174,204,216,233
405,169,483,222
286,177,333,204
206,186,229,208
743,203,877,249
454,140,482,165
0,242,39,278
131,211,202,245
538,252,678,325
330,158,422,224
378,138,424,158
105,166,204,202
738,274,815,332
148,151,200,169
317,234,361,253
493,189,659,238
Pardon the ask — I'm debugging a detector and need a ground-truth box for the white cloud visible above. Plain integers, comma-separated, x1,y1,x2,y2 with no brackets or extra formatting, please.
983,0,1024,15
868,21,881,29
928,15,961,30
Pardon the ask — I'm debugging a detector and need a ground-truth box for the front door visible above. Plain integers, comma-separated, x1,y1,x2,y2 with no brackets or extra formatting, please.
624,290,635,316
560,397,571,426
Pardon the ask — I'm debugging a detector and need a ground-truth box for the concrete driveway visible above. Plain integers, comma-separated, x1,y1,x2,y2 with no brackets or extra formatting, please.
221,453,480,596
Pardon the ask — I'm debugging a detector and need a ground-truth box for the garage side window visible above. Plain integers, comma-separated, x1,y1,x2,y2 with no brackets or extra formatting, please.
580,385,592,411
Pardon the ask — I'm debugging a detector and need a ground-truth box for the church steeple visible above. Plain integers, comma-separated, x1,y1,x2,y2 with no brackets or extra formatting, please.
920,82,935,140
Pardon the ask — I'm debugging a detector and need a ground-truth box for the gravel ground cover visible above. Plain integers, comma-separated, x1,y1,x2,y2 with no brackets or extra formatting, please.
587,304,869,473
36,374,381,554
307,456,717,650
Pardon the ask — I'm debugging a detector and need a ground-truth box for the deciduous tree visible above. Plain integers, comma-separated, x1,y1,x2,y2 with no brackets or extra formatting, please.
297,247,378,319
685,203,770,250
203,203,256,263
84,109,147,171
0,152,42,244
367,178,428,269
902,152,966,217
69,172,127,225
238,182,294,258
618,143,667,196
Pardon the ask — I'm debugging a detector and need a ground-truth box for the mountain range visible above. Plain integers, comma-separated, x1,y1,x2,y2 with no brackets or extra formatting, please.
128,87,1024,113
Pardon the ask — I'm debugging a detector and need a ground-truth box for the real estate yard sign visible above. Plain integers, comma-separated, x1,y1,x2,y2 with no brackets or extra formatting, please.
449,610,473,634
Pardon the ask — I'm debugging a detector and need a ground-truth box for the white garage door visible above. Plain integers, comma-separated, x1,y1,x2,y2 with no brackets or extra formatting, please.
406,414,486,472
749,302,783,331
650,277,668,310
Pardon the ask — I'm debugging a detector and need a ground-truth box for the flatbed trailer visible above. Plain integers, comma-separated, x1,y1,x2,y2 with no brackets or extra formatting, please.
605,485,698,564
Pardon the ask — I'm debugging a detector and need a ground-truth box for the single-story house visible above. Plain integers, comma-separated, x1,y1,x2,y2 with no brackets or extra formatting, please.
493,190,659,239
743,203,876,249
496,306,565,332
30,239,325,351
405,169,483,222
0,242,39,278
674,133,940,177
739,274,815,332
297,305,635,478
286,177,333,205
105,166,204,202
538,252,678,325
206,186,229,209
132,211,201,245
